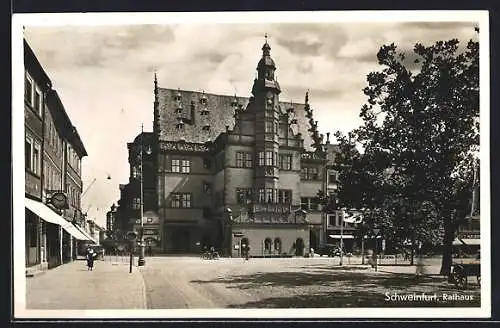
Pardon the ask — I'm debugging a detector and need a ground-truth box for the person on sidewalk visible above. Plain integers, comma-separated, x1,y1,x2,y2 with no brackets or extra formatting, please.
86,248,96,271
415,254,425,280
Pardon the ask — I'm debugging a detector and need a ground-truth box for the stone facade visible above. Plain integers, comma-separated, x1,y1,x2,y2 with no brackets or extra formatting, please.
119,40,340,257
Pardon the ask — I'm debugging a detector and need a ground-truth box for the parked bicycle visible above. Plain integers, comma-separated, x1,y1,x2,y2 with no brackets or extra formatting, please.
200,247,220,260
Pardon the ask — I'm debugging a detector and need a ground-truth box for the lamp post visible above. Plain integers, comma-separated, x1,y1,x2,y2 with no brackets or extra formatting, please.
138,124,152,267
339,209,344,266
225,208,233,256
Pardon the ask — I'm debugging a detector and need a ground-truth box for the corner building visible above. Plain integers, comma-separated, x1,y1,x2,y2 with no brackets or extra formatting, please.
148,41,333,257
24,39,92,274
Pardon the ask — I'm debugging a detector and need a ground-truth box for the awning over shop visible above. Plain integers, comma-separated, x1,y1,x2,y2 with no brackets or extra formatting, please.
64,224,91,241
25,197,91,241
462,239,481,245
329,234,355,239
453,237,480,246
74,224,98,244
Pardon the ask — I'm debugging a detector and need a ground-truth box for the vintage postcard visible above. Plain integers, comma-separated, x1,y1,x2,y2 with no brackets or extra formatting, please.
12,10,490,319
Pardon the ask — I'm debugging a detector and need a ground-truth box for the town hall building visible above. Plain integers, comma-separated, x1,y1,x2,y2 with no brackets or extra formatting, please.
119,40,343,257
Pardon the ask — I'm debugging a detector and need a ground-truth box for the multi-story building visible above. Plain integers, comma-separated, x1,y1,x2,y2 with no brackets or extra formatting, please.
24,39,91,272
25,39,52,269
115,183,135,240
105,203,117,235
454,159,480,253
45,89,89,261
126,132,160,251
121,40,344,257
322,143,358,251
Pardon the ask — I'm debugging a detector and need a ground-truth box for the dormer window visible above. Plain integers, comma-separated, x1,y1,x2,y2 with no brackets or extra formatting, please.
290,119,297,125
231,98,238,107
201,109,210,116
174,91,182,101
202,125,210,131
176,108,183,114
176,122,185,130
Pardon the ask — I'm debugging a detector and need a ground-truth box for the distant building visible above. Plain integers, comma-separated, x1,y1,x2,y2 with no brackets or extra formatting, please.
119,40,341,257
95,224,106,244
321,144,356,249
454,159,480,252
105,203,117,236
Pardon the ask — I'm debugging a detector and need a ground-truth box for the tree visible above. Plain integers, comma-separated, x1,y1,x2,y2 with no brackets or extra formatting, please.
346,35,479,274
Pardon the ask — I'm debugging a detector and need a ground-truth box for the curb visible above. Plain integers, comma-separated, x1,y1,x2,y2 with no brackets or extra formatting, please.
26,270,47,278
136,266,148,309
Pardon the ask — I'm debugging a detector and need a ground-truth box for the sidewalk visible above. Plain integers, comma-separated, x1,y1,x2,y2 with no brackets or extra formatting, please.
26,259,147,309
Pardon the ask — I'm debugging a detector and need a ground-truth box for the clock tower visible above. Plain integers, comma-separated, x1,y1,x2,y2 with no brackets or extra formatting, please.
250,37,282,211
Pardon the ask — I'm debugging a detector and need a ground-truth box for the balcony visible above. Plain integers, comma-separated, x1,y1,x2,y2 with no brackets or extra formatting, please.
279,138,301,148
250,203,292,214
227,134,254,145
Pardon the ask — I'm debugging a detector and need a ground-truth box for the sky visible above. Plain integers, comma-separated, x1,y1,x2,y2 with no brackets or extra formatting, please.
21,15,479,228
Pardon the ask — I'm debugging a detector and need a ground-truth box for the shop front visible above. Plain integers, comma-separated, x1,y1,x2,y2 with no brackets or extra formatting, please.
25,197,93,271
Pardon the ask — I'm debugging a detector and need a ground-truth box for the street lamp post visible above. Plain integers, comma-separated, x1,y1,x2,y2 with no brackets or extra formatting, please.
137,124,151,267
339,210,344,266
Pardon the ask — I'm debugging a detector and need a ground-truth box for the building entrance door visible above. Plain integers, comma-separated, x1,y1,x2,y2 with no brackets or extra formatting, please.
310,230,318,251
295,237,305,256
171,229,190,253
46,223,61,269
25,211,39,267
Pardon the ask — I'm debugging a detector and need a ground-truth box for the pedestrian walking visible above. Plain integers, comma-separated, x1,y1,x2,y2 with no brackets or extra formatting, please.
241,244,250,261
86,248,96,271
415,254,425,280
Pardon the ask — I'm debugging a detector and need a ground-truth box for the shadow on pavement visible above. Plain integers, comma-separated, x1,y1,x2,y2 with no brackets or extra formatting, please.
190,269,480,308
226,290,480,308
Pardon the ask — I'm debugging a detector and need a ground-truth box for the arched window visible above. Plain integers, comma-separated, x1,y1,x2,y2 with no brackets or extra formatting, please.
264,238,272,254
274,237,282,253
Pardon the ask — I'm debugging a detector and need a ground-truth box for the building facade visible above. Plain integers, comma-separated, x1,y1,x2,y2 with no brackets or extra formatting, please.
322,144,358,251
24,39,92,273
106,203,117,235
25,39,52,269
118,40,348,257
454,159,480,253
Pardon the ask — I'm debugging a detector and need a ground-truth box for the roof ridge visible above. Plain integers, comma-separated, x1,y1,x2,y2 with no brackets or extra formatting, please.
158,87,248,99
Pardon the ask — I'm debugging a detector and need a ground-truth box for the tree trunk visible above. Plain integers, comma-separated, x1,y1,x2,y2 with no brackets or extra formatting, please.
440,209,454,276
410,233,415,266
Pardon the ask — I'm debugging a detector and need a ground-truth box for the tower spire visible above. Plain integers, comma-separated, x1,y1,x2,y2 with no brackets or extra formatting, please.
252,38,280,96
262,33,271,57
154,69,158,89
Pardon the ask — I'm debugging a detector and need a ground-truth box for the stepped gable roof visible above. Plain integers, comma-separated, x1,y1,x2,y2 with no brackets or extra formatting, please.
156,87,315,151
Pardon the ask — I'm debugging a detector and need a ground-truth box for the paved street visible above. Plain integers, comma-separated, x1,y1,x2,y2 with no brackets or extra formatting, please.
26,256,481,309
